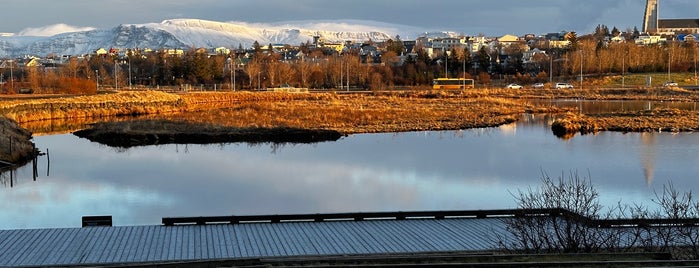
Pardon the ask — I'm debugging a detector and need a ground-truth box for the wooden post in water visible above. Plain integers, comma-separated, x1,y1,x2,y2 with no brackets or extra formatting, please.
32,156,36,181
46,148,50,177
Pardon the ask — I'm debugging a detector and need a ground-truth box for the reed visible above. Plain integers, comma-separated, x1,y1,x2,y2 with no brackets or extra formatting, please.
552,108,699,138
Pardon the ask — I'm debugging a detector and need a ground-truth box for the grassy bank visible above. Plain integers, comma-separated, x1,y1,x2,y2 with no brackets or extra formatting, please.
3,87,699,146
0,91,183,123
172,91,561,134
0,116,37,166
552,108,699,138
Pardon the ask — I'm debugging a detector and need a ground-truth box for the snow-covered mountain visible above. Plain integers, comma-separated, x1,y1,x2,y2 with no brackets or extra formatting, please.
0,19,425,57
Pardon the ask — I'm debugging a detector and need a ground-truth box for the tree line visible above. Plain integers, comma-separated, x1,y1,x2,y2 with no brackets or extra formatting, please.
1,34,697,94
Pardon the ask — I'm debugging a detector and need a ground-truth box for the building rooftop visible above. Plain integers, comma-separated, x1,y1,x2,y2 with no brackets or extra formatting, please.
0,210,512,267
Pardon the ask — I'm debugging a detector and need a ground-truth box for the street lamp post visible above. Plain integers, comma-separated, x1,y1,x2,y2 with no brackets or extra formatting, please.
114,61,118,91
95,69,99,91
462,52,466,89
622,50,625,89
9,60,13,91
579,50,583,89
668,42,672,82
549,52,553,84
128,56,132,89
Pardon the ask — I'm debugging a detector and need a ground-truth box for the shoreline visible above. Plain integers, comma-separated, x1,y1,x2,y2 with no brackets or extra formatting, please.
0,88,698,152
0,116,38,167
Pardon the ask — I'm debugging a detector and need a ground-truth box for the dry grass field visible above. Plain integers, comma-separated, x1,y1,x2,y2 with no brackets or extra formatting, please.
2,86,699,157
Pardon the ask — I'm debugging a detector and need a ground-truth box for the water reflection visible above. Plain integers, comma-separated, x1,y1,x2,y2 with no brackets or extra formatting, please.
1,116,699,230
640,133,656,187
529,99,698,114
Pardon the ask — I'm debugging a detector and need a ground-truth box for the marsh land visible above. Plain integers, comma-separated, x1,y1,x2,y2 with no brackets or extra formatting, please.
2,85,699,160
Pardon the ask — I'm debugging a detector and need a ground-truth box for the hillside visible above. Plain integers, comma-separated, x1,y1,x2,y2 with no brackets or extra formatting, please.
0,19,404,57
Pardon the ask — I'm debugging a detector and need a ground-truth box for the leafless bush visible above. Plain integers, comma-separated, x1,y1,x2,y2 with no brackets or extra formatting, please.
651,182,699,259
501,173,699,259
500,170,628,253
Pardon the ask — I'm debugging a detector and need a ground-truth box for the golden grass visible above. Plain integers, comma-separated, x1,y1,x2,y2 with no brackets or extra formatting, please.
0,91,183,122
3,87,699,139
168,91,564,134
552,108,699,138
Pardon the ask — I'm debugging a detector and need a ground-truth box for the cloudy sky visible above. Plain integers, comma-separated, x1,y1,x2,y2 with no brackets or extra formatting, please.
1,0,698,36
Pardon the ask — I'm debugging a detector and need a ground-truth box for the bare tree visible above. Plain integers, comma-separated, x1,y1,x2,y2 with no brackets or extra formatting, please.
502,171,627,253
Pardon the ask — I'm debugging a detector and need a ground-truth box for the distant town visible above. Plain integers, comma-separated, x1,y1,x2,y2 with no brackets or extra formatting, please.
0,0,697,94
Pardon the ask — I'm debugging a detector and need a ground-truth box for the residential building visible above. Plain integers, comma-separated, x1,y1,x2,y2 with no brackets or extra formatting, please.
635,35,667,45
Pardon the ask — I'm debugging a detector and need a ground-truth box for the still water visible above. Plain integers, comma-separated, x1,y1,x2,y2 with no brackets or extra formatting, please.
2,115,699,229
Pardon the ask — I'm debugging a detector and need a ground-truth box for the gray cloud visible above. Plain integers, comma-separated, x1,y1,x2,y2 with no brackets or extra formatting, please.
0,0,697,36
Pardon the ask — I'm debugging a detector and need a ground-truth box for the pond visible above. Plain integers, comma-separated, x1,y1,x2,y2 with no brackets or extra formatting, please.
2,114,699,229
529,99,698,114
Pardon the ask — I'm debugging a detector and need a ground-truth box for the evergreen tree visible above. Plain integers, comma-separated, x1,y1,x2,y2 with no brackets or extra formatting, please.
252,41,262,54
462,47,472,74
386,35,405,55
476,46,490,73
611,26,620,37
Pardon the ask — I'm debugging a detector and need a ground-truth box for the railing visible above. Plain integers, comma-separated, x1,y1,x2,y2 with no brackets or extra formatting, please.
162,209,561,226
162,208,699,228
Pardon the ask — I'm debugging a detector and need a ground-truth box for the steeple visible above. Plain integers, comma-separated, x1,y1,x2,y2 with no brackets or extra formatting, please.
643,0,659,33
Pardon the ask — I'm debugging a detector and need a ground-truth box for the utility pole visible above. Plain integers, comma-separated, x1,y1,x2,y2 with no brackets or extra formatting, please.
228,58,233,91
668,39,672,82
548,42,553,84
128,56,132,89
9,60,13,91
622,49,625,88
114,61,118,90
579,50,583,89
444,48,448,78
95,69,99,91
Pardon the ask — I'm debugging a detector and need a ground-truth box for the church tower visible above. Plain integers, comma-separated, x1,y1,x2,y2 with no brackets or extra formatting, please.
643,0,659,33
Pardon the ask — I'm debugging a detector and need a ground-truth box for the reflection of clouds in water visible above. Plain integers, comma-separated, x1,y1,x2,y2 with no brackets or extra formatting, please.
4,127,699,229
0,179,174,229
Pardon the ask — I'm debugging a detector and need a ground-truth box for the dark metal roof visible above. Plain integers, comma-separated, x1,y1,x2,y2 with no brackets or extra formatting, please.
659,19,699,29
0,217,508,267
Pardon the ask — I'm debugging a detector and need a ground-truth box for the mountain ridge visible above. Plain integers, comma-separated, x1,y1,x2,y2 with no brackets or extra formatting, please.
0,19,431,57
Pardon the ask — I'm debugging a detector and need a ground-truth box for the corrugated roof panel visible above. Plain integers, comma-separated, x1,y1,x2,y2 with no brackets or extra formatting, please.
436,218,504,250
98,226,123,264
307,222,343,255
243,223,264,257
0,217,517,266
399,220,453,252
288,222,327,255
31,228,63,265
54,228,84,265
364,220,409,253
266,223,288,257
127,226,145,262
13,228,51,266
209,225,223,259
4,229,33,265
342,221,383,253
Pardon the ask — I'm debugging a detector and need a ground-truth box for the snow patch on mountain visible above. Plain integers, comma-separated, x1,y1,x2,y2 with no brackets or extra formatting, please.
0,19,439,57
18,24,96,37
